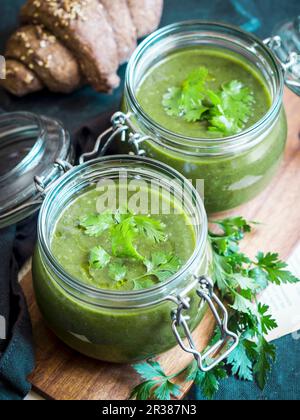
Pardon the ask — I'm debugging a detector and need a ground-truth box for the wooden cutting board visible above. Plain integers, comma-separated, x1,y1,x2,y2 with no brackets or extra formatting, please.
21,89,300,400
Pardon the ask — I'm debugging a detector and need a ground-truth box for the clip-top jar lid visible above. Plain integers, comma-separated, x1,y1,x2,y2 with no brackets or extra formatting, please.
0,111,72,228
265,16,300,96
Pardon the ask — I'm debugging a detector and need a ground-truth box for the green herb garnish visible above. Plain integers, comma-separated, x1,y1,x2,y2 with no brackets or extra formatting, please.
207,80,255,136
130,360,181,400
89,246,111,270
163,67,211,122
79,209,180,289
108,262,127,282
130,216,299,400
143,252,182,282
79,213,114,237
162,68,255,136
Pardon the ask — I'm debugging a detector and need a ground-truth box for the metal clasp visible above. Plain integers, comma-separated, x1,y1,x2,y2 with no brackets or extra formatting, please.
264,35,300,93
0,159,73,222
79,112,151,163
171,276,239,372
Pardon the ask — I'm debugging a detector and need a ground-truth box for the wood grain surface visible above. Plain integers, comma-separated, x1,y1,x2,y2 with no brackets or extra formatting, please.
21,89,300,400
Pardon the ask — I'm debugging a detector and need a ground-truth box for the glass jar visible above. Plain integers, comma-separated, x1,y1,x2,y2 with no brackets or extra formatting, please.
0,112,72,228
32,156,238,367
119,21,289,213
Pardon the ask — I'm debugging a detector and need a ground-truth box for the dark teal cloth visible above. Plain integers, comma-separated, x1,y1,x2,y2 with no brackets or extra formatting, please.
191,334,300,400
0,0,300,401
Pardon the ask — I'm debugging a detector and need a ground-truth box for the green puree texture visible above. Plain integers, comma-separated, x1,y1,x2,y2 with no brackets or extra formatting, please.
33,185,205,362
51,187,196,291
136,48,271,138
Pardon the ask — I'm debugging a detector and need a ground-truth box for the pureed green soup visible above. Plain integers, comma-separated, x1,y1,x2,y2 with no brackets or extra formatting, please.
136,48,272,138
51,186,196,292
129,47,287,213
33,181,208,362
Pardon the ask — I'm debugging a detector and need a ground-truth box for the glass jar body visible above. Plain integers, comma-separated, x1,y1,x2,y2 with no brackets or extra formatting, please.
32,242,212,363
31,156,212,363
121,21,287,213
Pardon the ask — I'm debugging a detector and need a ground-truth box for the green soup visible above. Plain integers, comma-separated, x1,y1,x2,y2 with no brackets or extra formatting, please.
51,187,196,291
136,48,271,138
122,47,287,213
32,183,211,363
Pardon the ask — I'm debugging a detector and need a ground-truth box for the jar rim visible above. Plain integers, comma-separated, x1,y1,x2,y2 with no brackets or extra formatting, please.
0,111,46,183
125,20,284,154
38,155,208,308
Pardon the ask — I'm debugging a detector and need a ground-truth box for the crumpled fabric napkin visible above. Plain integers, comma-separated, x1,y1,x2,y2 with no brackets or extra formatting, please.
0,218,36,400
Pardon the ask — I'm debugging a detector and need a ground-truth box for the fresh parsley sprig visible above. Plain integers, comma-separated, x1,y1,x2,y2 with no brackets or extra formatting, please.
130,216,299,400
162,67,255,136
79,209,181,289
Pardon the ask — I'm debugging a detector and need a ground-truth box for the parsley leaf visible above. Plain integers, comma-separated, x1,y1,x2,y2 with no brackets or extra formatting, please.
162,66,210,122
89,246,111,270
108,262,127,282
255,252,299,285
79,213,114,237
134,215,166,243
130,216,299,401
111,211,166,260
111,218,144,260
227,337,254,381
162,68,255,136
130,360,181,400
186,360,228,400
144,252,182,282
253,336,276,389
207,80,255,136
257,303,278,335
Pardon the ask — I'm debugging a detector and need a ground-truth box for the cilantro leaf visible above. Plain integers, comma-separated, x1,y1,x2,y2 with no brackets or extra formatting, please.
257,303,278,335
111,219,143,260
79,213,114,237
144,252,181,282
212,216,252,238
162,66,210,122
108,262,127,282
207,80,255,136
227,338,254,381
131,360,181,401
153,381,181,400
253,336,276,389
162,69,255,136
231,289,255,314
134,215,166,243
89,246,111,270
255,252,299,285
162,87,182,117
186,360,228,400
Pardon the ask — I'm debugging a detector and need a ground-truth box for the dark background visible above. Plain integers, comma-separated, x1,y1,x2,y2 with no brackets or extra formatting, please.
0,0,300,133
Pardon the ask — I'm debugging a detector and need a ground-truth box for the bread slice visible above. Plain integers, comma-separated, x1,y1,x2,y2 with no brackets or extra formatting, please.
21,0,120,92
100,0,137,63
6,25,82,93
127,0,164,38
0,59,43,97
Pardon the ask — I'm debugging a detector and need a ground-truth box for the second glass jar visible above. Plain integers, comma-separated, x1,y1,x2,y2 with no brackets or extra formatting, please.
121,21,287,213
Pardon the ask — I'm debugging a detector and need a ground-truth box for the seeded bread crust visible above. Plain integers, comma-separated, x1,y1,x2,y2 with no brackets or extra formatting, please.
100,0,137,64
21,0,120,92
0,59,43,97
127,0,164,38
5,25,82,93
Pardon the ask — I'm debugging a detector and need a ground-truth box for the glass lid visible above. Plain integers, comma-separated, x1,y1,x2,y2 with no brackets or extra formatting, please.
266,16,300,96
0,112,72,228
